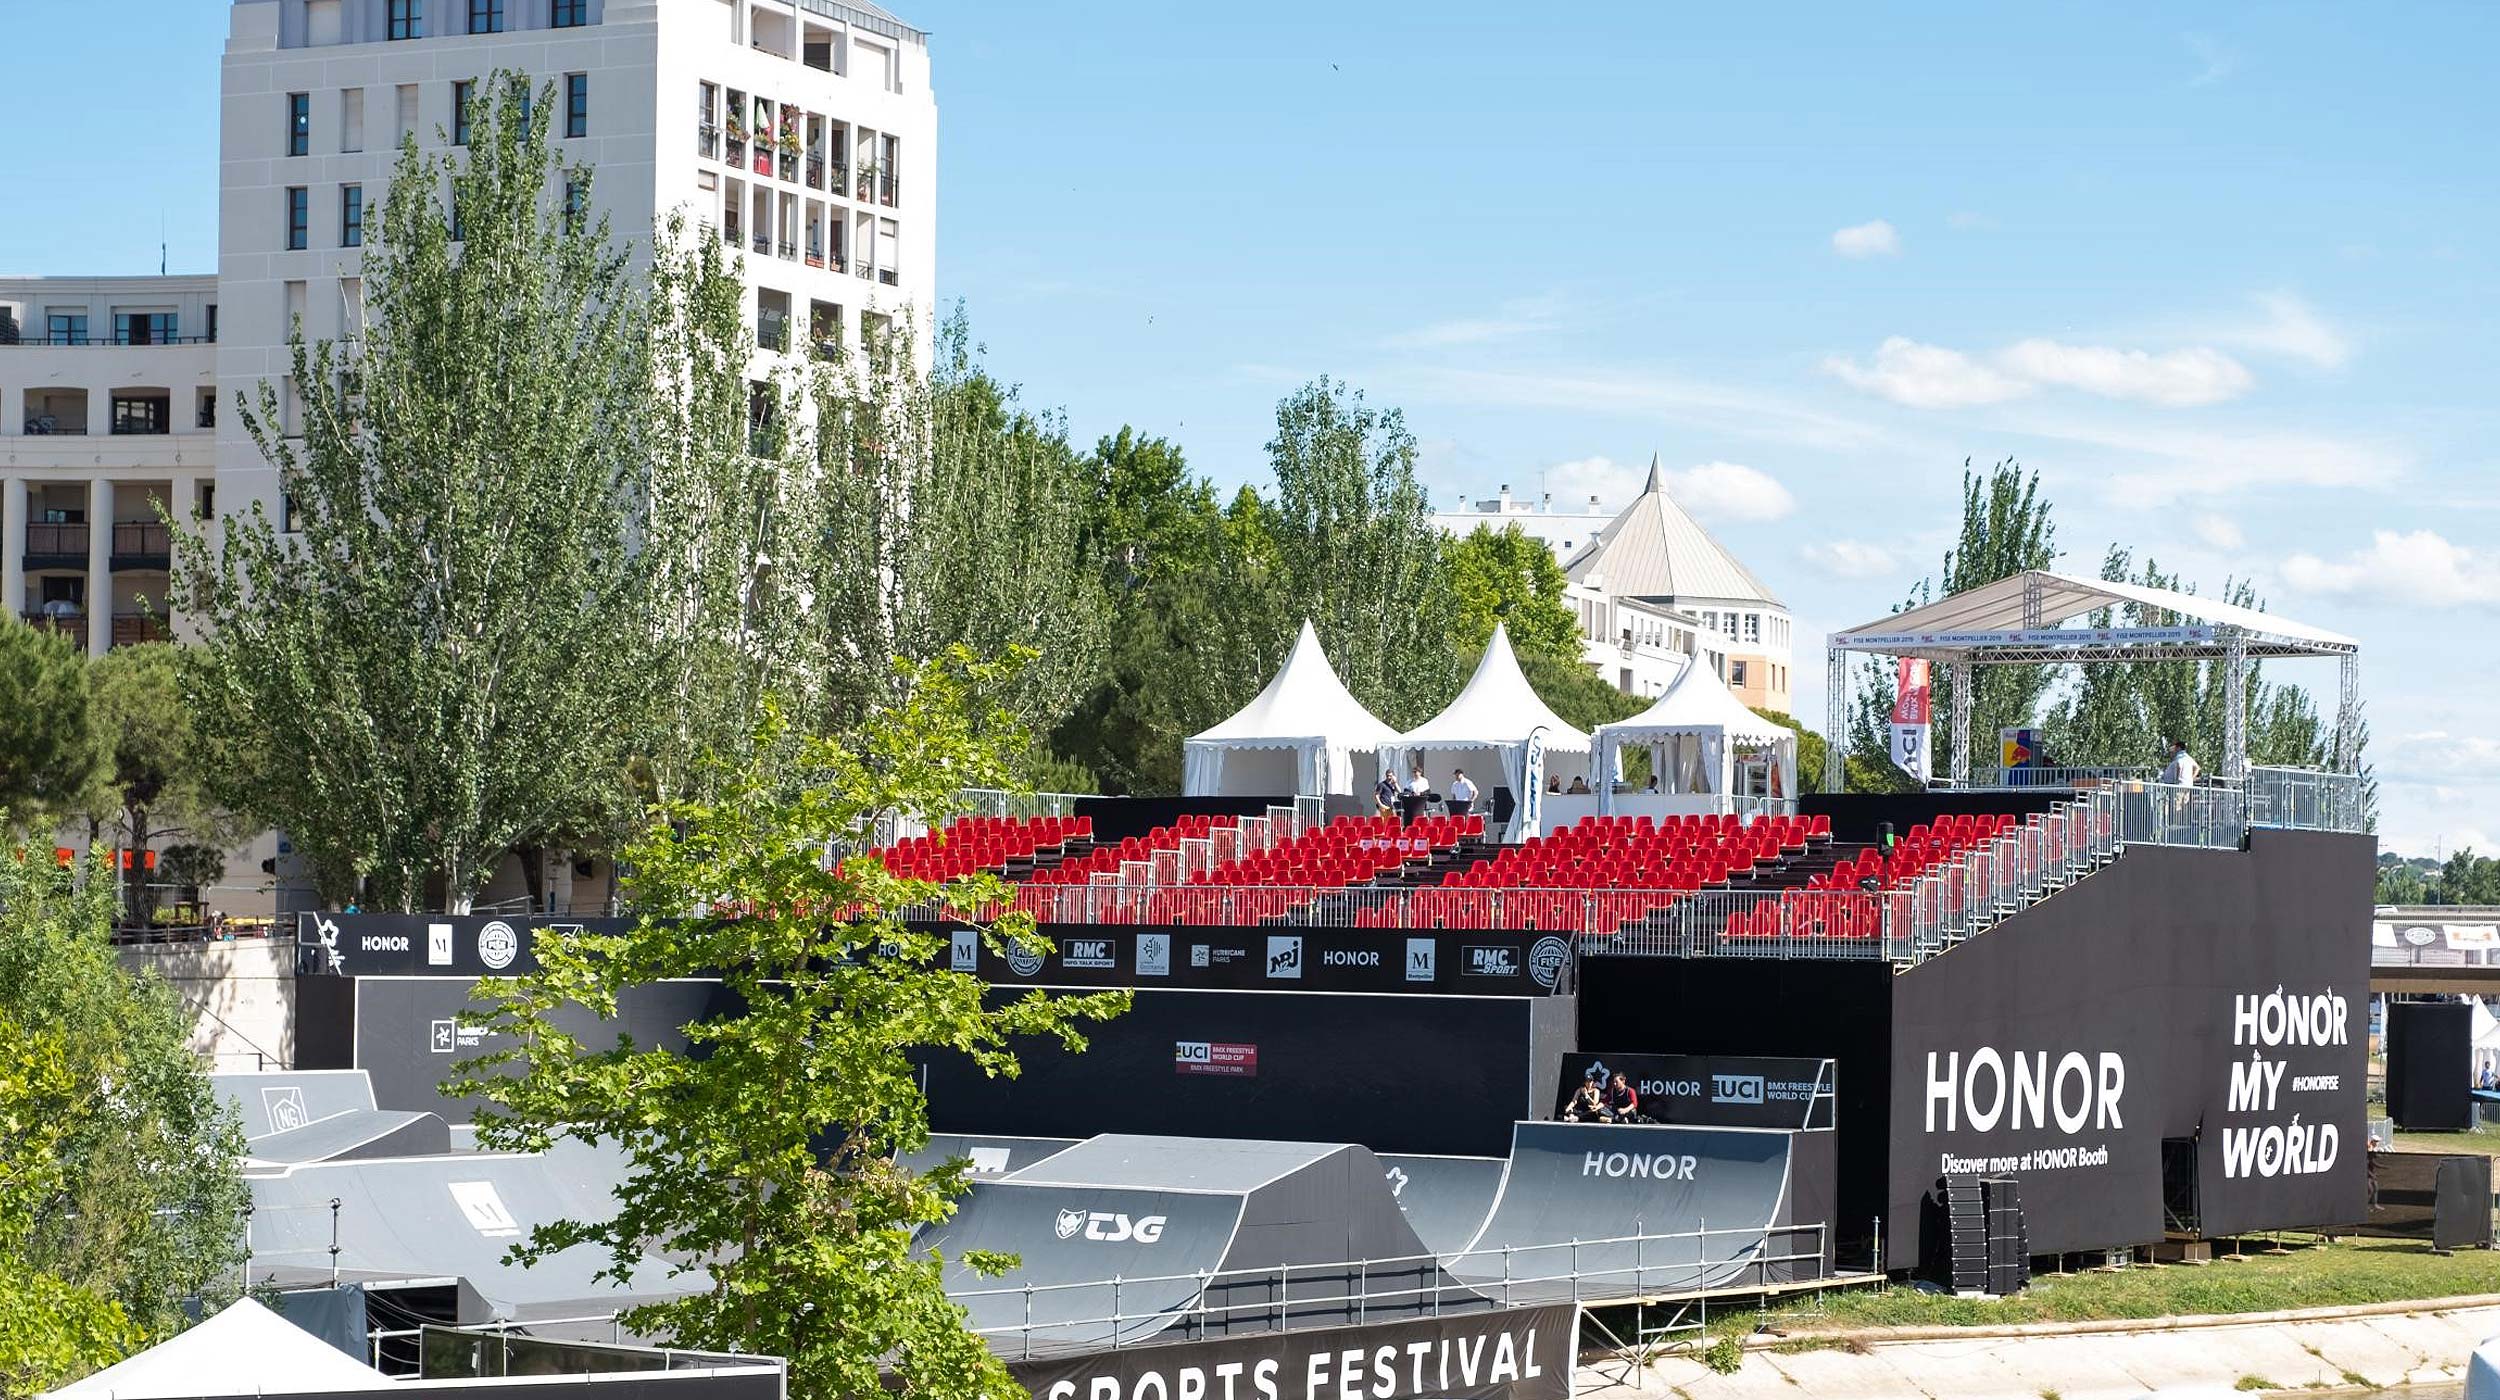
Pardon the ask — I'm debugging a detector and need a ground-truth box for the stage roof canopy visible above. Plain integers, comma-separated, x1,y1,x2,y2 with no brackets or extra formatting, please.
1828,568,2357,663
1398,622,1590,753
46,1298,388,1398
1182,620,1401,796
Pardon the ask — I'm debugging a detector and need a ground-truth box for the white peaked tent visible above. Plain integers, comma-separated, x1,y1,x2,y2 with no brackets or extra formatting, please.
1182,620,1403,797
1394,623,1591,837
46,1298,390,1398
1591,658,1797,814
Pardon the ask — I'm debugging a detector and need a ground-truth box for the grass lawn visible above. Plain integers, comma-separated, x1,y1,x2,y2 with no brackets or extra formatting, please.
1760,1237,2500,1333
2389,1119,2500,1158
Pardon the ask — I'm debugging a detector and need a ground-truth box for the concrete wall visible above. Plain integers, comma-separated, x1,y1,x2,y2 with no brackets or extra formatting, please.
122,936,295,1070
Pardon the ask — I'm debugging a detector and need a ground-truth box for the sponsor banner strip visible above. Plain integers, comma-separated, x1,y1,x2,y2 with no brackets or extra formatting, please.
1006,1303,1577,1400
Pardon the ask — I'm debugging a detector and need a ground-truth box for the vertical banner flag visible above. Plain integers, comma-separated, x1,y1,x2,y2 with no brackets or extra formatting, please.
1891,658,1932,784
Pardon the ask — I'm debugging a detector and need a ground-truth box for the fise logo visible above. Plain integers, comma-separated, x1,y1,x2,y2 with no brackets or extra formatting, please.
1265,935,1303,979
1712,1074,1766,1105
1527,936,1570,990
1405,938,1436,983
1003,940,1047,978
1054,1209,1166,1243
1064,938,1116,970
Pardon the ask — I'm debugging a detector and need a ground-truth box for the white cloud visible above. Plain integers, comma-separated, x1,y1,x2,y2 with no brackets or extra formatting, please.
2281,529,2500,609
2191,514,2245,551
1659,461,1795,522
1383,296,1565,350
1382,364,1903,456
2184,32,2237,86
1999,339,2254,406
2217,292,2351,370
2044,420,2402,501
1831,219,1902,259
1802,539,1899,579
1540,455,1648,514
1823,337,2031,408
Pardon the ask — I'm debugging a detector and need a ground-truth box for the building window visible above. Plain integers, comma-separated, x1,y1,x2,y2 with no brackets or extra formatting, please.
341,184,364,246
111,394,171,436
452,80,475,145
552,0,587,25
1744,612,1761,643
565,73,588,138
467,0,503,34
112,313,178,345
341,88,365,152
45,312,88,345
207,303,218,343
285,187,309,249
1730,660,1749,688
388,0,420,40
561,179,584,233
286,92,310,156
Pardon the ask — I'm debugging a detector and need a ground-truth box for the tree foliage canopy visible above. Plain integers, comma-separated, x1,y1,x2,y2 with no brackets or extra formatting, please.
453,654,1128,1400
0,618,103,828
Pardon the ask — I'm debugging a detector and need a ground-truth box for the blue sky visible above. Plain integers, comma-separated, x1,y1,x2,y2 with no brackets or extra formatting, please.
7,3,2493,855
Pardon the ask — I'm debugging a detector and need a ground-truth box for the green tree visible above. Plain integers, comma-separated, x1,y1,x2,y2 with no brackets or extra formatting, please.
76,644,247,924
1516,647,1647,735
1264,379,1458,728
0,618,104,828
453,653,1129,1400
1445,524,1580,663
172,76,665,910
0,845,247,1365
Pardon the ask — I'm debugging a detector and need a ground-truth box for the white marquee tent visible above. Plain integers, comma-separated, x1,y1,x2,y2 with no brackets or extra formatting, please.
1182,620,1403,797
1591,658,1796,814
1393,622,1590,836
45,1298,389,1398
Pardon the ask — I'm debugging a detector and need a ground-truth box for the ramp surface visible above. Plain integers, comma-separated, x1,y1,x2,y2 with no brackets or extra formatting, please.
1378,1154,1506,1257
1455,1121,1796,1300
918,1181,1244,1348
900,1134,1076,1180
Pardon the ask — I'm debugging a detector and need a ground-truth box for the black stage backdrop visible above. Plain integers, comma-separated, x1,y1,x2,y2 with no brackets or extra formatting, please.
339,976,739,1118
1074,796,1278,846
2386,1001,2474,1130
1007,1304,1576,1400
923,988,1577,1158
1887,828,2371,1264
1552,1053,1834,1129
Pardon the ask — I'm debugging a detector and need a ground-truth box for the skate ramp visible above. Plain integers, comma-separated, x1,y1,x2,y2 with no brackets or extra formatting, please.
1454,1121,1807,1301
216,1068,453,1168
1378,1153,1506,1257
900,1134,1077,1180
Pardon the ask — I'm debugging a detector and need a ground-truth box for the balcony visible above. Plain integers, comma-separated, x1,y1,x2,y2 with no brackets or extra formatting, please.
724,220,743,248
753,148,774,178
24,522,89,568
854,171,876,202
829,162,849,195
806,156,824,187
878,268,897,286
726,136,746,169
112,614,166,647
880,174,898,206
20,610,83,637
751,233,770,254
21,417,86,435
111,522,172,571
854,261,872,280
757,314,789,353
777,240,797,261
698,123,720,160
2,331,215,347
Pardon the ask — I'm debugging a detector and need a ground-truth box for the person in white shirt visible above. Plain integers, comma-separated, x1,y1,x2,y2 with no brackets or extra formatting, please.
2159,738,2200,787
1402,766,1432,823
1447,769,1478,816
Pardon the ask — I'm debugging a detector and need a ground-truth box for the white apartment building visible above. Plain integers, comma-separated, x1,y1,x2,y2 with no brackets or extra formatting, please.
216,0,938,521
1432,484,1615,562
0,277,220,655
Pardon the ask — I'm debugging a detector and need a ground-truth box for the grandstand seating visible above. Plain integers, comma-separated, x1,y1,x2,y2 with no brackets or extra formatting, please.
871,814,1093,883
1802,813,2016,891
1352,813,1831,933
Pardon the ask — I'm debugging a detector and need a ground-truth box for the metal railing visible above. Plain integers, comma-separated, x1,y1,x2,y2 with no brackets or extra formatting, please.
5,332,216,346
953,789,1095,819
112,521,171,559
25,522,89,555
1979,765,2151,789
2245,765,2366,833
697,122,719,159
954,1220,1831,1358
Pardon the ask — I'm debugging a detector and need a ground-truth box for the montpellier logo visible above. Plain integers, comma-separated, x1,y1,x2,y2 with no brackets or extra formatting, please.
1265,935,1303,979
1527,936,1569,990
1136,934,1171,977
449,1181,521,1238
427,922,454,967
950,929,979,972
1405,937,1435,982
1004,940,1048,978
476,920,519,971
261,1086,309,1133
1712,1074,1766,1105
1054,1210,1168,1243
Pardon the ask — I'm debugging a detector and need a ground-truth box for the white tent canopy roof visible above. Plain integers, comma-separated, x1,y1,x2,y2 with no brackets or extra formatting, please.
1398,623,1591,752
1829,569,2356,659
1594,656,1790,745
46,1298,389,1398
1187,620,1401,750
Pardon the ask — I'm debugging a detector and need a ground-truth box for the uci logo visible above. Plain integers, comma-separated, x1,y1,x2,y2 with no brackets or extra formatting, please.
1712,1074,1766,1105
1054,1209,1166,1243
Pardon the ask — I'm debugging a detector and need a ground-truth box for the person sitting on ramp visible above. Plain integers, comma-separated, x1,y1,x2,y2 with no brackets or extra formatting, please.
1602,1070,1648,1124
1564,1069,1607,1122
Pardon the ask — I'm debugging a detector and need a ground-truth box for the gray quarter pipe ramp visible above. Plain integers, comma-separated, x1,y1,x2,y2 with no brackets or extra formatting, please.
1378,1153,1506,1257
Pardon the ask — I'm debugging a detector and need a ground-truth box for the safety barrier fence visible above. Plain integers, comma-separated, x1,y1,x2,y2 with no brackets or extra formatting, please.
949,1221,1833,1357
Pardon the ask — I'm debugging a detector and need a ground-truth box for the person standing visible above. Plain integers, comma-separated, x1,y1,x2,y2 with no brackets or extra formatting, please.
1374,770,1401,819
1447,768,1479,817
2160,738,2200,787
1403,766,1433,824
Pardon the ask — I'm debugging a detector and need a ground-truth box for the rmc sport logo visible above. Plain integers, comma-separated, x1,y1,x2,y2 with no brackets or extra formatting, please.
1053,1209,1167,1243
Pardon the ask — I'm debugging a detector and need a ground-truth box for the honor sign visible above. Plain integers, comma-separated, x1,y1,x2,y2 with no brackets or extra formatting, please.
1923,1046,2127,1177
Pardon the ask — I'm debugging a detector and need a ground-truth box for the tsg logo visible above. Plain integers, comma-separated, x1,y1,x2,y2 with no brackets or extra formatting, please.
1527,936,1570,990
1064,938,1116,970
1712,1074,1766,1105
1405,938,1436,983
1265,936,1303,979
1053,1209,1167,1243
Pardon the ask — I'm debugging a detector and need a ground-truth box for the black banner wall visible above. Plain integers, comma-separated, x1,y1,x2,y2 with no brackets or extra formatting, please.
1887,829,2372,1263
296,911,627,979
1007,1304,1577,1400
342,976,739,1118
923,988,1576,1158
2386,1001,2473,1130
1553,1053,1834,1129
